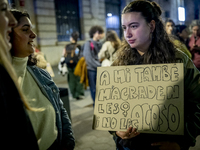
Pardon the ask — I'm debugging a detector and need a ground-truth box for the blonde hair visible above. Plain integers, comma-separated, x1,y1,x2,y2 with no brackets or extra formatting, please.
0,34,31,110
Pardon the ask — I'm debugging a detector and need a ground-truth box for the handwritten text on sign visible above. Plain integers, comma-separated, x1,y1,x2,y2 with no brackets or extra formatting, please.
93,63,184,135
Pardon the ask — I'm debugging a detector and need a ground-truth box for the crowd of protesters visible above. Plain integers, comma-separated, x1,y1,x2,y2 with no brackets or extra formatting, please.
1,0,200,150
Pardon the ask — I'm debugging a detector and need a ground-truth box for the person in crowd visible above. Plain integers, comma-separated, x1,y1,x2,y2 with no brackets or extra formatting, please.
69,31,85,96
83,25,105,105
189,20,200,70
62,43,84,100
70,31,82,57
110,0,200,150
165,18,175,35
62,31,81,57
33,45,48,69
171,25,192,58
98,30,121,66
10,9,75,150
0,0,39,149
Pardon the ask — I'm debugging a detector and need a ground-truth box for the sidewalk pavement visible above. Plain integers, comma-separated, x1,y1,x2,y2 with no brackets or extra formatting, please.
52,66,200,150
52,66,116,150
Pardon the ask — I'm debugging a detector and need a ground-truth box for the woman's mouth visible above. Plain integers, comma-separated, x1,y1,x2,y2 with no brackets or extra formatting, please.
128,39,136,44
28,41,33,46
7,35,10,41
7,30,11,42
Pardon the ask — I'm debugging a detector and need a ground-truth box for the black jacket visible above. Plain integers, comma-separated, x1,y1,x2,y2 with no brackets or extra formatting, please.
110,50,200,150
0,65,39,149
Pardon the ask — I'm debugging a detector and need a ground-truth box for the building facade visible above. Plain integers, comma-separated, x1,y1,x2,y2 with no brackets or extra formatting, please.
9,0,200,66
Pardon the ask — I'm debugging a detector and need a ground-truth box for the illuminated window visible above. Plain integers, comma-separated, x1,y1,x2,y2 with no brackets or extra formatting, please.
105,0,121,38
54,0,81,41
178,7,185,22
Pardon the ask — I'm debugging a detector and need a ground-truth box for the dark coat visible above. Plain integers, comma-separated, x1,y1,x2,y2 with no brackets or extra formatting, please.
0,64,39,149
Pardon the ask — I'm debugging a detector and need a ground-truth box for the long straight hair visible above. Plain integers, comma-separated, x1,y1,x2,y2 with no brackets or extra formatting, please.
113,0,176,66
106,30,121,50
0,35,31,110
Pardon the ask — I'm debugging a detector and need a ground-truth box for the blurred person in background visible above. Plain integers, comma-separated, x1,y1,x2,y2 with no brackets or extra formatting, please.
189,20,200,70
98,30,121,66
70,31,81,58
10,9,75,150
83,25,104,105
171,25,192,58
33,44,48,69
0,0,39,149
62,43,84,100
59,31,81,76
165,18,175,36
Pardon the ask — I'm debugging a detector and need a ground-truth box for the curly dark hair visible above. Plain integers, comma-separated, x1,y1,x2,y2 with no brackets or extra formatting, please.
71,31,79,43
89,25,104,38
113,0,176,66
10,9,37,66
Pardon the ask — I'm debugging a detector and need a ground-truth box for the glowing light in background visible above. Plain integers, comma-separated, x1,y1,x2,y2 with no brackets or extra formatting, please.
106,15,119,28
178,7,185,21
107,13,112,17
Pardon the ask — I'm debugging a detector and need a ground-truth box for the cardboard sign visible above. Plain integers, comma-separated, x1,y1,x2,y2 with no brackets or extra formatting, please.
93,63,184,135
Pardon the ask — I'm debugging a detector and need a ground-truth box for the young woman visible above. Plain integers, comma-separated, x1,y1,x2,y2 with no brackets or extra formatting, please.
10,9,75,150
0,0,38,149
172,25,192,58
165,18,175,35
189,20,200,70
111,1,200,150
98,30,121,66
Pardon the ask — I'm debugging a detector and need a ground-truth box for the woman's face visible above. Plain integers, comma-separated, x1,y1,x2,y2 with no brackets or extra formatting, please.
192,26,200,37
0,0,16,50
179,28,189,40
165,22,174,35
93,31,105,41
122,12,153,55
12,16,36,57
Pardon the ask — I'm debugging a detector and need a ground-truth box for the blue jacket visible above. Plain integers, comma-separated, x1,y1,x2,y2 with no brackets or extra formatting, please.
27,65,75,150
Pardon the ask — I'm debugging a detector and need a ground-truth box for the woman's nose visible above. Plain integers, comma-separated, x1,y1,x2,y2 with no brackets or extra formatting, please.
125,28,132,38
7,11,17,27
30,31,37,39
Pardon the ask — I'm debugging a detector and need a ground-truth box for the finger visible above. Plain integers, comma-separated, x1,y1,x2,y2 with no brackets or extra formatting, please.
132,128,137,132
126,127,133,134
129,130,140,138
130,128,140,135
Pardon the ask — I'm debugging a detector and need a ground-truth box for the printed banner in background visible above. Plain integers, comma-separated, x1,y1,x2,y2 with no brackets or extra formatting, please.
93,63,184,135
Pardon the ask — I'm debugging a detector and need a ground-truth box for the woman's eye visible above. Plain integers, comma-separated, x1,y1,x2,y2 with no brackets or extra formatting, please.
1,4,7,11
122,27,126,31
131,25,137,28
1,8,7,11
23,28,29,32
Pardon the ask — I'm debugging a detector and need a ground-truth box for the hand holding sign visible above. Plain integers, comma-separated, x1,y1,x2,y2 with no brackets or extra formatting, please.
116,127,140,139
